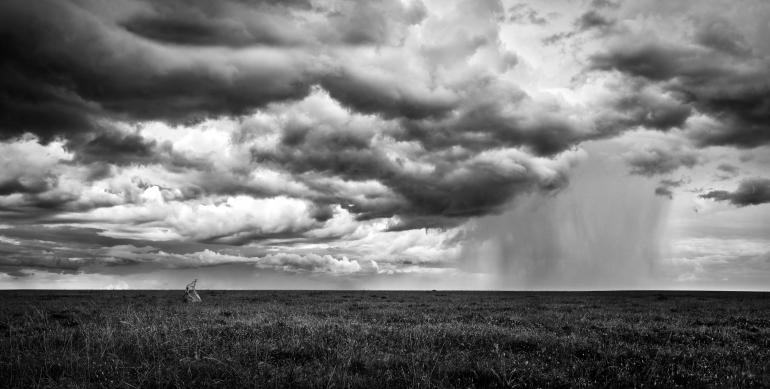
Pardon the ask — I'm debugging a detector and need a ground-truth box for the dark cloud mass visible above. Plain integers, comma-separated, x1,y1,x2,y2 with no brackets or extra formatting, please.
1,0,769,287
700,178,770,206
0,177,51,196
251,104,574,223
76,131,159,165
625,146,698,177
653,186,673,199
0,0,438,143
0,0,593,229
575,11,614,31
0,0,316,139
590,24,770,149
122,0,426,47
653,177,689,199
717,163,740,175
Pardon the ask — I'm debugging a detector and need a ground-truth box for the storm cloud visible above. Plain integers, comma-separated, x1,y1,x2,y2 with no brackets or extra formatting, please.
589,17,770,149
1,0,769,289
700,178,770,207
0,0,593,228
625,145,699,177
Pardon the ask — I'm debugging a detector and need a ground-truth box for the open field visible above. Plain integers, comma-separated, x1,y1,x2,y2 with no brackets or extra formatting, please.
1,290,769,388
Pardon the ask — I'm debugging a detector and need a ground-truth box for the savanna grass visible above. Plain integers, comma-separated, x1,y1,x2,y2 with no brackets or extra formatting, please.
1,290,768,388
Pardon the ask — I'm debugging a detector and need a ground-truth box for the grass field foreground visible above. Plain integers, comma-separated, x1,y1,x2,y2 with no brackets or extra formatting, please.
1,291,768,388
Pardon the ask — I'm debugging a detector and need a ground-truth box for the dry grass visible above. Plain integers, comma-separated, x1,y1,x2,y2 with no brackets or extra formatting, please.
1,290,769,388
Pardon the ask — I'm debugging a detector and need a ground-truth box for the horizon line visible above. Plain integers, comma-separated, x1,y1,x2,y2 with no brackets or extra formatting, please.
2,289,769,293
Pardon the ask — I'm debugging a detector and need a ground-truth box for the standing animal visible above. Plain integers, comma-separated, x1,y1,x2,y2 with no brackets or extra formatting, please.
184,278,202,303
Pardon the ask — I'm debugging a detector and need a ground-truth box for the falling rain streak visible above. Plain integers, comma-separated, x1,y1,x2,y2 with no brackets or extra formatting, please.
462,152,671,290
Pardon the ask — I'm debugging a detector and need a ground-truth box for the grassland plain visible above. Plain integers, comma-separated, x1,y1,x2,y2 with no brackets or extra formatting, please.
1,290,768,388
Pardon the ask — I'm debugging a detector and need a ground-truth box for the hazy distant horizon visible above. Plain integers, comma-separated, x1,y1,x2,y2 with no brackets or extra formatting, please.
4,286,770,292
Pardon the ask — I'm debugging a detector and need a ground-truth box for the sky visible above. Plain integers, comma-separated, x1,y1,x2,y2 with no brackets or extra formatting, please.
1,0,769,290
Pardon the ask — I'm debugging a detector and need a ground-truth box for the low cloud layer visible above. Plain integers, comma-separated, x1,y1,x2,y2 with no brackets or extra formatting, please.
700,178,770,206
